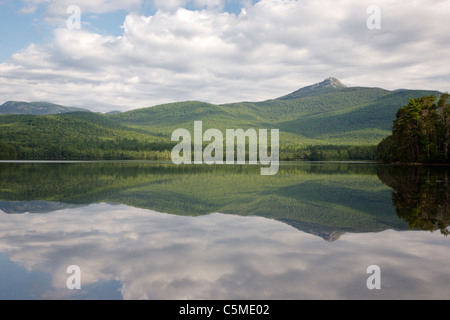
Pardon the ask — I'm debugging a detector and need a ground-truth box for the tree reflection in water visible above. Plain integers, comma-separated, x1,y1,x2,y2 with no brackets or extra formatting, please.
378,165,450,236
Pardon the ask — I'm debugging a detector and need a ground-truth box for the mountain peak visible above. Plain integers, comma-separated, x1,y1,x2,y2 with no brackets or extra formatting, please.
278,77,347,100
302,77,347,91
321,77,346,88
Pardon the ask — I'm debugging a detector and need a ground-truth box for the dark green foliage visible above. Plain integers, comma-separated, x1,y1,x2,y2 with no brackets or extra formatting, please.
377,165,450,235
0,113,175,160
0,81,443,161
377,94,450,163
281,145,377,161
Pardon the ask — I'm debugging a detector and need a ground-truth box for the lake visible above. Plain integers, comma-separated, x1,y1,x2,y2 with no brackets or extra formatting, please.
0,161,449,300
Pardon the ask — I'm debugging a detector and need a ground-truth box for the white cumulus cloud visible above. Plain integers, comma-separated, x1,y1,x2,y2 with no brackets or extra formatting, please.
1,0,449,112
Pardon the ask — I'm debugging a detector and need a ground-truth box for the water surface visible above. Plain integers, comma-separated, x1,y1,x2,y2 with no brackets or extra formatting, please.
0,162,448,300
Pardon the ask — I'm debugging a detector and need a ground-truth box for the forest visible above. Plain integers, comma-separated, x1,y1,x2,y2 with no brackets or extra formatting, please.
0,112,377,161
0,85,444,162
377,94,450,163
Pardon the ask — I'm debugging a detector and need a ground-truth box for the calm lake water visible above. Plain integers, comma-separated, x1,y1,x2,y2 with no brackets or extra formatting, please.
0,161,448,300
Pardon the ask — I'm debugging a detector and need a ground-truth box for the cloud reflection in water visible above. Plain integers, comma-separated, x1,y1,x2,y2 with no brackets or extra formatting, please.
0,203,449,300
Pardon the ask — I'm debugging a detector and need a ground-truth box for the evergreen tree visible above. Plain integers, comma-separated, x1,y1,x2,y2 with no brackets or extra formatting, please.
378,93,450,163
438,93,450,161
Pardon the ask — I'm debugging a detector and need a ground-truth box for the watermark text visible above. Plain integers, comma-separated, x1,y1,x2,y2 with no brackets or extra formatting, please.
171,121,280,176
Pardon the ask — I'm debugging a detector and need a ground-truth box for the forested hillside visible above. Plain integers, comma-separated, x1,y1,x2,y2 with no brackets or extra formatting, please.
0,78,443,161
0,113,175,160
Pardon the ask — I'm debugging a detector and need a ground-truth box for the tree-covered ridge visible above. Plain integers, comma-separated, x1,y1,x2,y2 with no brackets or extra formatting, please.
0,78,443,161
377,94,450,163
0,113,175,160
0,101,90,115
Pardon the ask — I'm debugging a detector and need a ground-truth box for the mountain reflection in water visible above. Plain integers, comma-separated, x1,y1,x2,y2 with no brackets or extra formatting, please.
0,162,449,300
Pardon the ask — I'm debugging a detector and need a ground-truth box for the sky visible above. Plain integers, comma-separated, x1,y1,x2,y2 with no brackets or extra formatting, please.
0,0,449,112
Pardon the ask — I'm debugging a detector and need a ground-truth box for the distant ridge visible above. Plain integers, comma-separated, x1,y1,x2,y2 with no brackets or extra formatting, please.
278,77,348,100
0,101,91,115
0,77,444,162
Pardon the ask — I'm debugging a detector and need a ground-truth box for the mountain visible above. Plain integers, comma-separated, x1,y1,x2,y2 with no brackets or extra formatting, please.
0,101,91,115
278,77,348,100
0,78,444,161
109,79,441,145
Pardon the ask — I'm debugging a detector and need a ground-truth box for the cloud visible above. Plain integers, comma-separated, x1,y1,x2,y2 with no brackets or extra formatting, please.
0,204,449,300
1,0,450,112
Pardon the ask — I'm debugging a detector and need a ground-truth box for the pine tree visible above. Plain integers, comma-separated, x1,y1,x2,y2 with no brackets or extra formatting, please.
378,93,449,163
438,93,450,161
